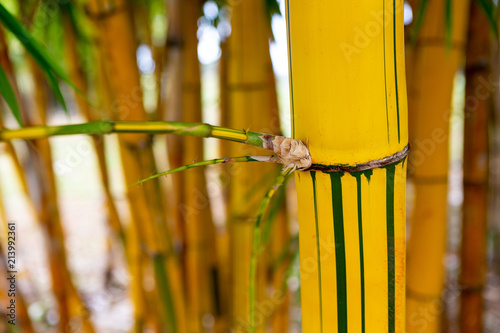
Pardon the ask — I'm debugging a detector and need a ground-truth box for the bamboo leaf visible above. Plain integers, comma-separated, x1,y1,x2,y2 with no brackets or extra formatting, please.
0,64,22,127
444,0,453,51
259,175,289,248
475,0,499,38
265,0,281,17
45,70,68,115
249,168,293,333
132,155,277,186
0,4,76,90
409,0,430,44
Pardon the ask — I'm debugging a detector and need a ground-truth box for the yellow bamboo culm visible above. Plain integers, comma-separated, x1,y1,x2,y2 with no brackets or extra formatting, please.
224,1,281,331
26,59,95,333
285,1,408,331
86,0,187,331
62,9,124,245
164,0,186,250
180,0,218,331
405,1,470,332
459,1,491,331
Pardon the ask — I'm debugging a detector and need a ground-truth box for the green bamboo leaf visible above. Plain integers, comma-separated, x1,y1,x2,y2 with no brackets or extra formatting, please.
249,168,293,333
45,70,68,115
271,233,298,272
132,155,277,186
0,4,76,90
409,0,429,45
475,0,499,39
0,64,22,127
259,176,288,248
265,0,281,18
444,0,453,51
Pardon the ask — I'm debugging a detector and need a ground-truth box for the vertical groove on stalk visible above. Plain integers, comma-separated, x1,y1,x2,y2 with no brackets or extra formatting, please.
383,0,390,144
392,0,401,143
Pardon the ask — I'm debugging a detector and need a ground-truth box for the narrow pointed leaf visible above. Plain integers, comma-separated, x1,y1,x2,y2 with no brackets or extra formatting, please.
475,0,499,38
132,155,277,186
0,64,22,126
46,70,68,115
410,0,430,44
0,4,76,89
249,168,293,333
444,0,453,50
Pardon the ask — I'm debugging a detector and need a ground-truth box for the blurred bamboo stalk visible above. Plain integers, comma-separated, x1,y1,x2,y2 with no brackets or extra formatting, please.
0,187,35,333
0,28,38,217
2,20,94,331
265,45,290,333
178,0,218,331
164,0,186,251
406,1,470,332
459,1,491,331
85,0,186,331
490,2,500,280
223,1,283,330
61,5,125,247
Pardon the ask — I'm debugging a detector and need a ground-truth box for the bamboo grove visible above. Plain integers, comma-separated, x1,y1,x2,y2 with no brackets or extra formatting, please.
0,0,498,332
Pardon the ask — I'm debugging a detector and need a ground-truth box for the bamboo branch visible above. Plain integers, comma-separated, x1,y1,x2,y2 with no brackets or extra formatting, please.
0,121,312,170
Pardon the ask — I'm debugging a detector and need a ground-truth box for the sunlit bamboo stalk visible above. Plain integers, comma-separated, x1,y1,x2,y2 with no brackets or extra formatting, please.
285,1,408,331
459,1,491,331
164,0,186,257
28,58,95,333
405,1,470,332
177,1,219,331
85,0,186,331
61,5,125,245
223,2,284,329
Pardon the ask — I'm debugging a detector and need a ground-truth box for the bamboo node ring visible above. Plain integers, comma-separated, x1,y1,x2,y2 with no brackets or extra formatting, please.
307,144,410,173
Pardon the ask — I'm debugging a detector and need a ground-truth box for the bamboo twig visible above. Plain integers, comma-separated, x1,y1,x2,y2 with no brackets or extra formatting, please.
132,156,279,186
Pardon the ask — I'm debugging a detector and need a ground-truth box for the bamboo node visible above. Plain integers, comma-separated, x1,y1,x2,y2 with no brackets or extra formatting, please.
260,135,312,171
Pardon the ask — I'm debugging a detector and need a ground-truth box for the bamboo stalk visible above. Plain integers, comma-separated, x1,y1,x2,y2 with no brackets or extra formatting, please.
28,59,95,333
223,2,286,328
178,1,218,330
459,1,491,331
405,1,470,332
285,1,408,331
164,0,186,261
85,0,187,330
61,6,125,245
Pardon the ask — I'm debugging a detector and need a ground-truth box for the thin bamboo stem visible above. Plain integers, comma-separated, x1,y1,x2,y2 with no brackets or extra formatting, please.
248,169,292,332
0,120,274,150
